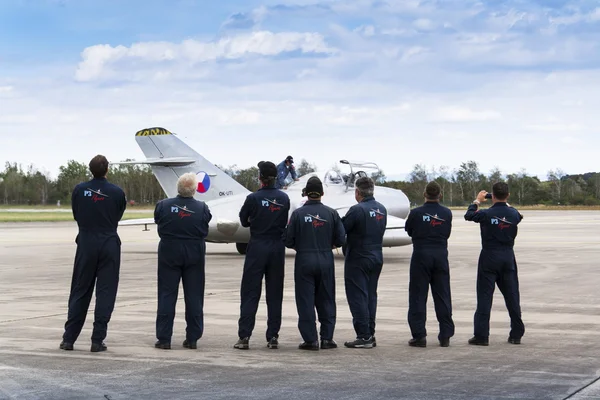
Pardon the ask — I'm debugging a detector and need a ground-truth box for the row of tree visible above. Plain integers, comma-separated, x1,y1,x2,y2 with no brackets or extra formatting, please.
1,159,599,206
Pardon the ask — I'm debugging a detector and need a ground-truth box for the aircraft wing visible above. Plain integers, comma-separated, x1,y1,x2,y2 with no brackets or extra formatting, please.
119,218,155,226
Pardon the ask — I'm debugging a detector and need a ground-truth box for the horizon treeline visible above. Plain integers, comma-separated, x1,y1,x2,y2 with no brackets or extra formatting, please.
1,159,599,207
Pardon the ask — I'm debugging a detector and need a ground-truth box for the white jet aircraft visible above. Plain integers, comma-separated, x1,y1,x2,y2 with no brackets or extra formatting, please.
116,127,412,254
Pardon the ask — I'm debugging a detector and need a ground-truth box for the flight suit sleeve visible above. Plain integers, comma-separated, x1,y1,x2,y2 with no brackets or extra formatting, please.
332,210,346,248
342,205,359,234
117,190,127,221
404,209,415,237
239,195,254,228
283,212,297,249
464,203,487,223
154,201,162,224
204,203,213,223
290,165,298,179
276,164,286,188
447,209,453,236
71,184,79,221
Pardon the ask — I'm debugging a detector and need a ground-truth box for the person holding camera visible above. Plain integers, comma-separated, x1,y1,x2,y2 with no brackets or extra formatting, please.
284,176,346,350
464,182,525,346
404,181,455,348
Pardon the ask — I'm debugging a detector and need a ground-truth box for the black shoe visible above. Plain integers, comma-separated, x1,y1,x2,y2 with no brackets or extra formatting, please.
183,339,197,349
372,336,377,347
59,340,73,351
468,336,489,346
439,338,450,347
344,337,374,349
155,341,171,349
508,337,521,345
299,341,319,350
90,342,107,352
234,337,249,350
267,337,279,349
408,337,427,348
320,340,337,349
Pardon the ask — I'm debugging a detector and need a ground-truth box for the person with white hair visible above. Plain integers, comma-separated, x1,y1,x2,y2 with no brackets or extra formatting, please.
153,172,212,350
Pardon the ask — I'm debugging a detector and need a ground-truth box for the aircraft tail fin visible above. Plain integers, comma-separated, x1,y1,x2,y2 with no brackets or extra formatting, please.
117,127,250,201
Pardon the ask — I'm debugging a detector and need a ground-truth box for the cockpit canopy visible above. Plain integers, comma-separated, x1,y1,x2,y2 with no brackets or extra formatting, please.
285,160,381,191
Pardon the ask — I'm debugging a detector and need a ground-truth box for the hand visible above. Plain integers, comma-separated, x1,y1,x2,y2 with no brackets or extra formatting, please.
283,186,288,190
294,178,299,181
476,190,488,203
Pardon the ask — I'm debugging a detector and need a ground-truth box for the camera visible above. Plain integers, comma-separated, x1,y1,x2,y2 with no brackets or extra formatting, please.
485,193,492,199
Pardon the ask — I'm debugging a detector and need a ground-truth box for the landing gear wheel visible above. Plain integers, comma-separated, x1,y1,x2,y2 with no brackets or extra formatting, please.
236,242,248,255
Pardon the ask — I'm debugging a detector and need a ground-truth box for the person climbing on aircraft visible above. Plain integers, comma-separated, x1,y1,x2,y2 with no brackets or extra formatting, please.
276,155,300,189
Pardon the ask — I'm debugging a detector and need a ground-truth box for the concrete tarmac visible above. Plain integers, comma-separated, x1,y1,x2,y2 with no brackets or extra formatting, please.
0,210,599,399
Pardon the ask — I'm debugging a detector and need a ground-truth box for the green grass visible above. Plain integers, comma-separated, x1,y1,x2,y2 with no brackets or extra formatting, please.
0,211,153,222
0,204,155,210
447,205,600,210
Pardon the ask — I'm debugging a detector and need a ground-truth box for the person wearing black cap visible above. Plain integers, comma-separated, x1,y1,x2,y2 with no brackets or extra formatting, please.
276,155,299,189
404,181,455,348
234,161,291,350
284,176,346,350
342,176,387,349
464,182,525,346
60,155,127,353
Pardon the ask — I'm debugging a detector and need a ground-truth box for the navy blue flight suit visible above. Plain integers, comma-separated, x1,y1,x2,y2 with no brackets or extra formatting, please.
284,200,346,344
342,196,387,341
238,185,290,341
465,202,525,340
154,195,212,346
62,177,127,347
404,202,455,342
275,160,298,189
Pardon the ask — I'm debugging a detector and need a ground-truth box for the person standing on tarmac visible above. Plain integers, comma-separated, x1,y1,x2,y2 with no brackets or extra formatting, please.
404,181,455,348
284,177,346,350
342,176,387,349
464,182,525,346
153,173,212,350
234,161,291,350
60,155,127,353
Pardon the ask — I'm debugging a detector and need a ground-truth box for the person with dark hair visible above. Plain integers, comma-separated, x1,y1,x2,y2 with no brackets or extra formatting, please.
275,155,299,189
234,161,291,350
284,177,346,350
60,155,127,353
342,176,387,348
153,173,212,350
404,181,454,347
464,181,525,346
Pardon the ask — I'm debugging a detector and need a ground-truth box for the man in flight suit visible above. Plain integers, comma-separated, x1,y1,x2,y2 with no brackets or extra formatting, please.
464,181,525,345
154,172,212,350
342,177,387,349
275,155,299,189
60,155,127,352
234,161,290,350
404,181,455,347
284,177,346,350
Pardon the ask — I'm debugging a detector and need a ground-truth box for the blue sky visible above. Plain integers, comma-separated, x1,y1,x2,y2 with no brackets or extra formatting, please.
1,0,600,180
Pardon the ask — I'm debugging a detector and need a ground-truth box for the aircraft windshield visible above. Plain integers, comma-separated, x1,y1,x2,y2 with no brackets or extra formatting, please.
284,161,382,189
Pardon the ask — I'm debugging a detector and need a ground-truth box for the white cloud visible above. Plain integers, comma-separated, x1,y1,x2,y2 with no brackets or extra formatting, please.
433,106,501,122
75,30,336,81
3,0,600,180
526,123,584,132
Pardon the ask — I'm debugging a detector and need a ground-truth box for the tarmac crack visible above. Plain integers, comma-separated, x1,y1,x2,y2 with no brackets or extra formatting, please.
562,374,600,399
